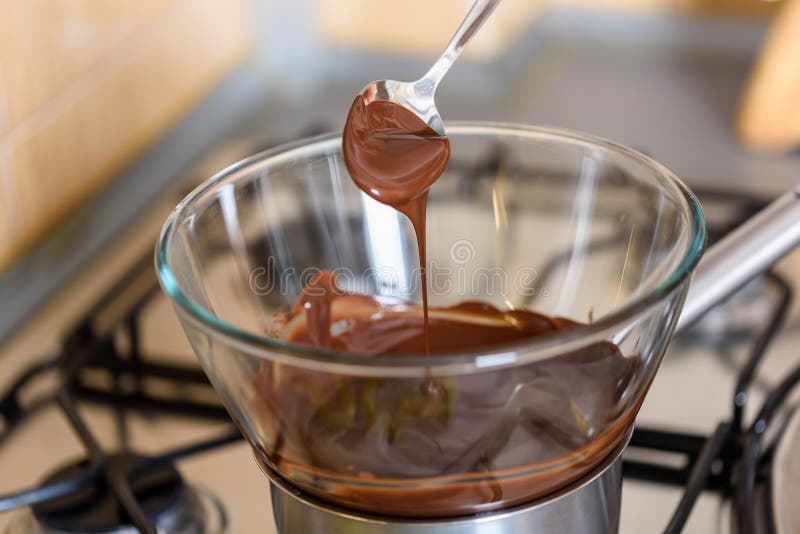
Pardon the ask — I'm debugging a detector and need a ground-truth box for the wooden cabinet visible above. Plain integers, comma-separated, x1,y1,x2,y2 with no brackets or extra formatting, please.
0,0,250,271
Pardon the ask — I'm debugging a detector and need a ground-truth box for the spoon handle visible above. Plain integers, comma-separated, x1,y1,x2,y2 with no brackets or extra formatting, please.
423,0,502,87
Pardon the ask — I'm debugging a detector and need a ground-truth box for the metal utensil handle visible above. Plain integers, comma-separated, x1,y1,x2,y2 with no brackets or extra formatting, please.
423,0,502,87
677,186,800,331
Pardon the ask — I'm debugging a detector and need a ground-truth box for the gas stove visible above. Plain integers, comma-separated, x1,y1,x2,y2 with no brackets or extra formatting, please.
0,160,799,533
2,10,800,534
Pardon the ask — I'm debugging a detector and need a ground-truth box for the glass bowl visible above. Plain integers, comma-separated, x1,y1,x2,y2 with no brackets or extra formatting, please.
156,123,705,517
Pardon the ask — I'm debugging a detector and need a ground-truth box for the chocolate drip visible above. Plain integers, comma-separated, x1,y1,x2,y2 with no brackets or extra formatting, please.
251,274,639,517
343,96,450,352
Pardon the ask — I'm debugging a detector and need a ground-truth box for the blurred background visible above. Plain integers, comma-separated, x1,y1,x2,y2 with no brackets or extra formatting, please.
0,0,799,337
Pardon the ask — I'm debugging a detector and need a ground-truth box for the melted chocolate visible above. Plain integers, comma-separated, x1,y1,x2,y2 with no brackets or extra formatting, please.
247,91,637,517
250,274,639,517
342,97,450,208
342,96,450,352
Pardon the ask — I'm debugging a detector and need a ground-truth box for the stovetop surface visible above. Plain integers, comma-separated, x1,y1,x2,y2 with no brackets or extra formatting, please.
1,181,798,534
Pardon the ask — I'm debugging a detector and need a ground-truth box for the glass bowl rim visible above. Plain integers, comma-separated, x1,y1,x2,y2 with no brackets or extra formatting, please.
155,122,706,375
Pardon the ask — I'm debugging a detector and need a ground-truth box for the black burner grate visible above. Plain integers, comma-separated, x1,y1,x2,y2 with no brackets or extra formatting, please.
622,189,800,534
0,255,240,533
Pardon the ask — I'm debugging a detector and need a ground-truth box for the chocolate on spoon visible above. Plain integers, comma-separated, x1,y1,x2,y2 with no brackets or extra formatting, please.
342,1,502,352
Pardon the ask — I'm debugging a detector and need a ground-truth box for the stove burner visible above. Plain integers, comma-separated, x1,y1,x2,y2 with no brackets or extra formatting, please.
2,453,229,534
32,454,182,533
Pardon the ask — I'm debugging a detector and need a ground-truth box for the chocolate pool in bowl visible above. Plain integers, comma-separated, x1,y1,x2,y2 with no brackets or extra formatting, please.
249,271,639,517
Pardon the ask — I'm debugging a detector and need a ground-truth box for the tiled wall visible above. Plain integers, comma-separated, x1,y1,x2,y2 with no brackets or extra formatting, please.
0,0,251,272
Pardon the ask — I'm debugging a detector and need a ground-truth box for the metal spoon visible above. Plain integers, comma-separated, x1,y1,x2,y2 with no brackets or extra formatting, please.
358,0,502,136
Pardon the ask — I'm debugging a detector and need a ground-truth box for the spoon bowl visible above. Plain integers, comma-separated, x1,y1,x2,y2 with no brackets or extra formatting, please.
359,78,444,136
